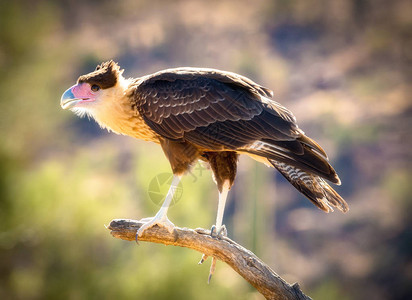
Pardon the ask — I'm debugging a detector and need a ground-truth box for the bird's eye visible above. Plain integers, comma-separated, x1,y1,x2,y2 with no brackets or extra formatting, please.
91,84,100,92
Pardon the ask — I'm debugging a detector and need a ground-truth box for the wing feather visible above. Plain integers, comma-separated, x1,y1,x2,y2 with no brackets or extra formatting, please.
133,67,340,184
134,68,298,145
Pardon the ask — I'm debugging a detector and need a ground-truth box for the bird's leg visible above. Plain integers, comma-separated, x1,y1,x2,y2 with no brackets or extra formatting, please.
136,175,181,240
206,180,230,282
211,181,230,238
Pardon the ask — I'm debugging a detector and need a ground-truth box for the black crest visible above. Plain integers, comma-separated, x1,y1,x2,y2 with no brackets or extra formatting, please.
77,60,122,89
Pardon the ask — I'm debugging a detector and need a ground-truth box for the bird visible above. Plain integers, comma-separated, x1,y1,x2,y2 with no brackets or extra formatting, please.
61,60,348,242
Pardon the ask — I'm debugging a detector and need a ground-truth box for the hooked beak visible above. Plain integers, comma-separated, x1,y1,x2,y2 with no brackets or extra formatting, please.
61,85,83,109
61,84,95,110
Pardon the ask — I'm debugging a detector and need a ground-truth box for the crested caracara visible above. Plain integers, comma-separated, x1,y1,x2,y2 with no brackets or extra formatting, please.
61,61,348,241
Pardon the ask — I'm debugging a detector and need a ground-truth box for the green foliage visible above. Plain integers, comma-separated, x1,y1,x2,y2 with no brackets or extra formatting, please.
310,279,352,300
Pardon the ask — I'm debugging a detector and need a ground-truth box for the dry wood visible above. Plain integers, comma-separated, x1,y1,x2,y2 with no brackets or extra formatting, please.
107,219,311,300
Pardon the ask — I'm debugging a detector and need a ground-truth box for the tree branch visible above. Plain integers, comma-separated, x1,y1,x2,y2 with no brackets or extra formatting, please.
107,219,311,300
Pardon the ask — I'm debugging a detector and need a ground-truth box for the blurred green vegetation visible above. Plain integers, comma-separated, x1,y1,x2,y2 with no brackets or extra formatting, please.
0,0,410,299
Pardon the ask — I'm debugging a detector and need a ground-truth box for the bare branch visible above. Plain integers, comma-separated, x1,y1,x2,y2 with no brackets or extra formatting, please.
107,219,311,300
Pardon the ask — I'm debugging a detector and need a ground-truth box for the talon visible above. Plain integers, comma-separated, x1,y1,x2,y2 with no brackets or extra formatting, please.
210,225,217,238
198,254,208,265
219,225,227,238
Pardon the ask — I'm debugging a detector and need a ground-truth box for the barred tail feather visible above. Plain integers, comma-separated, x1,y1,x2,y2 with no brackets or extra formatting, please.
243,139,341,185
270,160,349,213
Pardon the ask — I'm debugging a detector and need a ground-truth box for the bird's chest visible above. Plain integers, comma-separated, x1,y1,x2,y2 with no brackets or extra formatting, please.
93,101,158,142
114,115,158,142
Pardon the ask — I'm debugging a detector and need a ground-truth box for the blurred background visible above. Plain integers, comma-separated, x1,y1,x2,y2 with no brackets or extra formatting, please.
0,0,410,299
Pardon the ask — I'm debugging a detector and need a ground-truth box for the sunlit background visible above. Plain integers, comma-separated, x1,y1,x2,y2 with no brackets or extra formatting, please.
0,0,410,299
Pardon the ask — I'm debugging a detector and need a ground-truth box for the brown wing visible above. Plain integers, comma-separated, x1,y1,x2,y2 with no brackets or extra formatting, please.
134,68,297,140
133,68,340,184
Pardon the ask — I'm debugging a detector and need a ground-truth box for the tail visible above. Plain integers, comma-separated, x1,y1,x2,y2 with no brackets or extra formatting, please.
270,160,348,213
241,133,348,212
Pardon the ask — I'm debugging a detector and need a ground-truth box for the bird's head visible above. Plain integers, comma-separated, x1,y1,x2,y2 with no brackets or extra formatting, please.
60,60,129,118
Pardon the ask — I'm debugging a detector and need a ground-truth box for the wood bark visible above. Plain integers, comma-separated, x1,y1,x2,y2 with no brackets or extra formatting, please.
107,219,311,300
